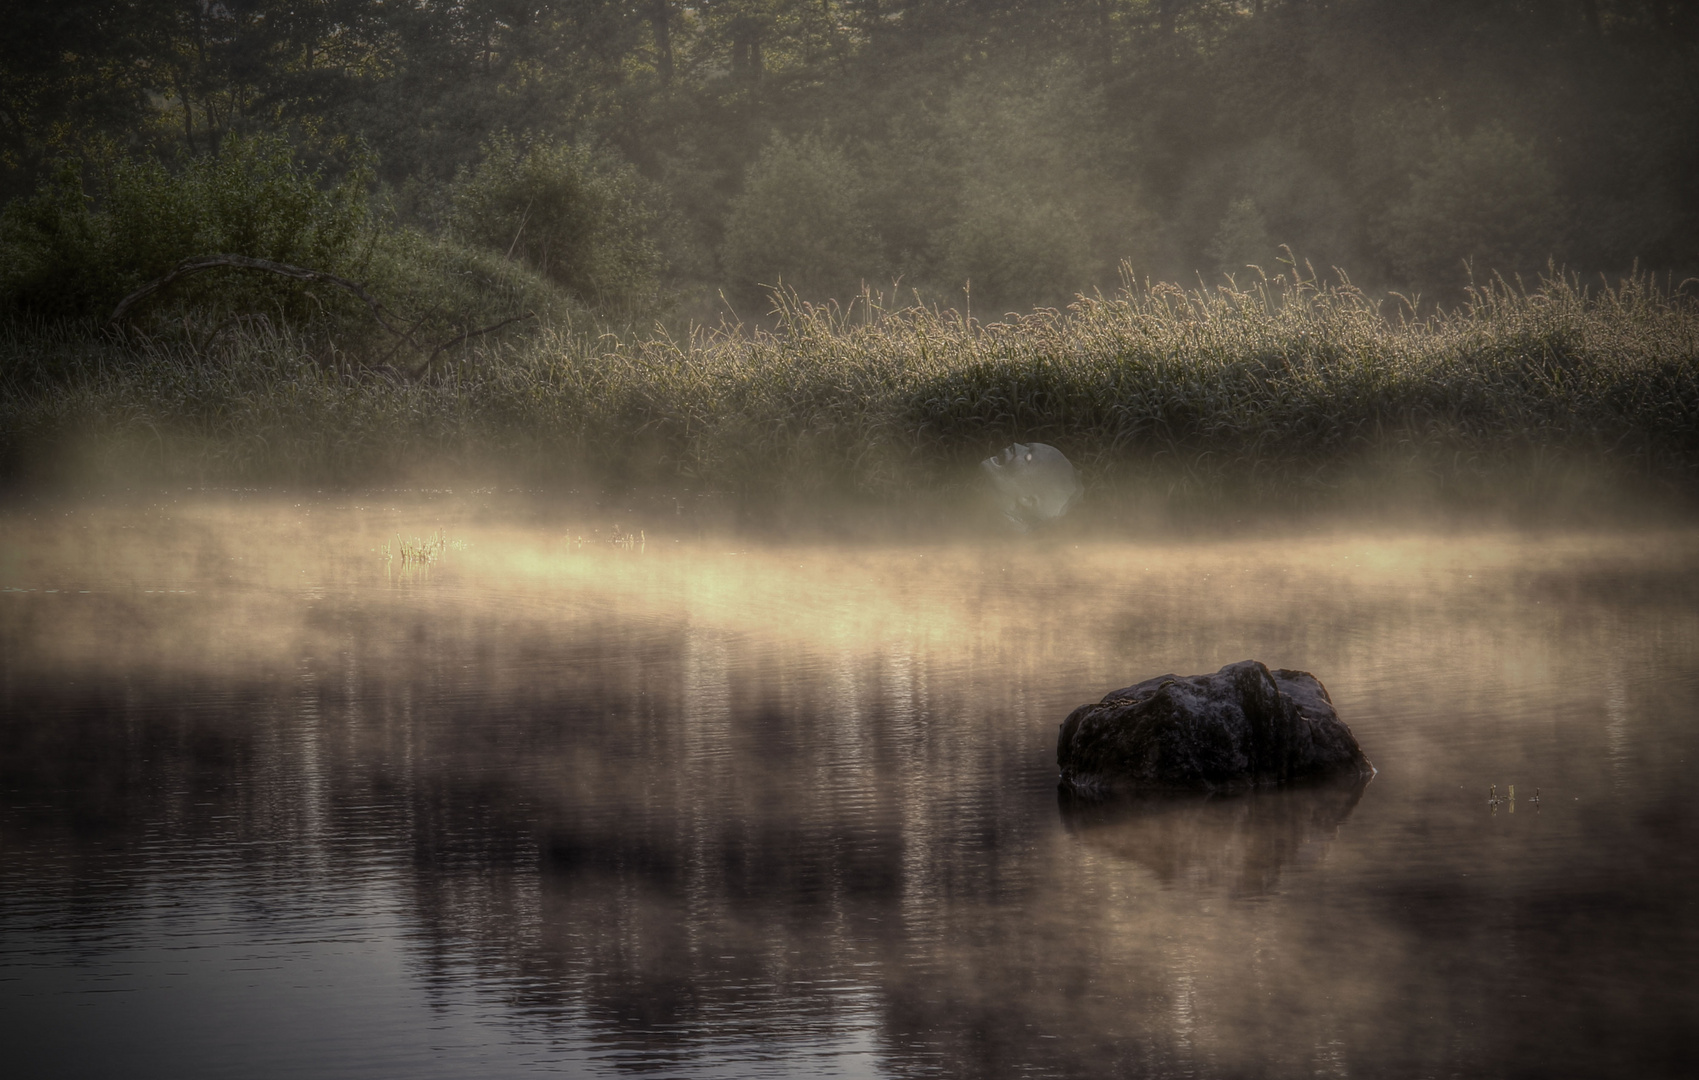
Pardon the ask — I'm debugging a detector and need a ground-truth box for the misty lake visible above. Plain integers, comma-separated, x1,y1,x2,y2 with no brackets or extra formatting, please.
3,495,1696,1079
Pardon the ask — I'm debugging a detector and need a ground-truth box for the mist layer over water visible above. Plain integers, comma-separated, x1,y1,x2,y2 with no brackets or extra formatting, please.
3,497,1697,1078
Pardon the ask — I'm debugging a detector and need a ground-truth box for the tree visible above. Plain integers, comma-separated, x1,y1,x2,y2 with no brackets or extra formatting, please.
448,133,664,306
1380,125,1569,289
720,135,880,303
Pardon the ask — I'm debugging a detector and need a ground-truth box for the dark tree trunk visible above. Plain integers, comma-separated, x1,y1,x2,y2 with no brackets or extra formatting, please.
1580,0,1601,37
732,21,764,83
1097,0,1115,68
173,71,196,154
650,0,673,84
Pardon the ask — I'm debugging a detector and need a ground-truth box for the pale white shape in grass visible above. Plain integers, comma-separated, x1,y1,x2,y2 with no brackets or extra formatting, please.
981,442,1081,531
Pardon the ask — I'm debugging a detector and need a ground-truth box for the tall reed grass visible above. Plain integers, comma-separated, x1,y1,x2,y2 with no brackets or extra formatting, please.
3,267,1695,518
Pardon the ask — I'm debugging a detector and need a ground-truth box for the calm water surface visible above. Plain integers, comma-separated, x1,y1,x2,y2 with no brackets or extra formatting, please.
2,496,1696,1079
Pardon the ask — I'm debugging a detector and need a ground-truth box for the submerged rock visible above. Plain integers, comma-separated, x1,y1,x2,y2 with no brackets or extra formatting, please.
981,442,1080,531
1056,660,1373,794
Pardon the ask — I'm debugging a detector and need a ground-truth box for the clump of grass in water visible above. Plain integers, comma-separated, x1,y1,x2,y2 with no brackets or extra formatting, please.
381,528,459,565
562,527,646,550
3,264,1694,512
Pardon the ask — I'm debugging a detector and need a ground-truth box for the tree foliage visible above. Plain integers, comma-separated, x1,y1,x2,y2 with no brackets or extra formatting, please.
2,0,1695,312
447,134,664,307
720,135,880,305
1380,126,1570,288
0,135,370,319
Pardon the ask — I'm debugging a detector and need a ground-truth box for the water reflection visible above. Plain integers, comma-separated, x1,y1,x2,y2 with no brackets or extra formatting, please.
1058,780,1368,897
2,500,1698,1078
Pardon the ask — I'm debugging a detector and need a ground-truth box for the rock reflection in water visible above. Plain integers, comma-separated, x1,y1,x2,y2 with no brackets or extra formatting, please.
1057,780,1368,897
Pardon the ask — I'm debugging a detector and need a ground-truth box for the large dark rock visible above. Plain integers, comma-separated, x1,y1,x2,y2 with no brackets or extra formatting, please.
1056,660,1373,794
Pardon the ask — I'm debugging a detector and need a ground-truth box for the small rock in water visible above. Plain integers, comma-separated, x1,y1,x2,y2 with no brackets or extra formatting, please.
981,442,1080,531
1057,660,1374,794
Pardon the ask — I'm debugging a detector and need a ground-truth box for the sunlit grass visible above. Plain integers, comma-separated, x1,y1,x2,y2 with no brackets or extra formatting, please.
2,265,1694,513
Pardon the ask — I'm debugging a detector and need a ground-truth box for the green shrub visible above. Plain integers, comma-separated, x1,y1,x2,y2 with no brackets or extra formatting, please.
941,179,1096,314
1381,125,1569,291
360,226,581,363
1208,197,1278,277
0,135,371,322
720,135,883,306
923,64,1132,313
446,134,664,308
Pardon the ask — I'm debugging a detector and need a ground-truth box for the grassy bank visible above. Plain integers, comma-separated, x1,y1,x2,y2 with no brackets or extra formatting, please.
2,268,1696,523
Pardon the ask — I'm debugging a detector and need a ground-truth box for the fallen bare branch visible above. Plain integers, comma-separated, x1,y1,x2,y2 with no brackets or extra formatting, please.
107,254,534,378
108,254,423,352
427,312,537,363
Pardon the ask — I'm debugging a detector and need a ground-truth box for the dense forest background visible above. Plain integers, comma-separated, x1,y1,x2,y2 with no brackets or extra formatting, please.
3,0,1696,320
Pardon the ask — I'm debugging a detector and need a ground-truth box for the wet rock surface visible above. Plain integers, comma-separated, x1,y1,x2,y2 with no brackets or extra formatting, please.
1057,660,1374,794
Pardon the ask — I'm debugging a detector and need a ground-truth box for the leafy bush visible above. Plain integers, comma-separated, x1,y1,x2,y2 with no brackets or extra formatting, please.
360,226,580,362
446,134,664,308
942,179,1095,314
0,135,371,321
1381,125,1569,291
926,67,1131,313
720,135,882,306
1208,197,1278,277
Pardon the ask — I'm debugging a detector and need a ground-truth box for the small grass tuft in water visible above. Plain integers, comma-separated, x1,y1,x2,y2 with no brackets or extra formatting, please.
381,528,458,565
562,527,646,550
